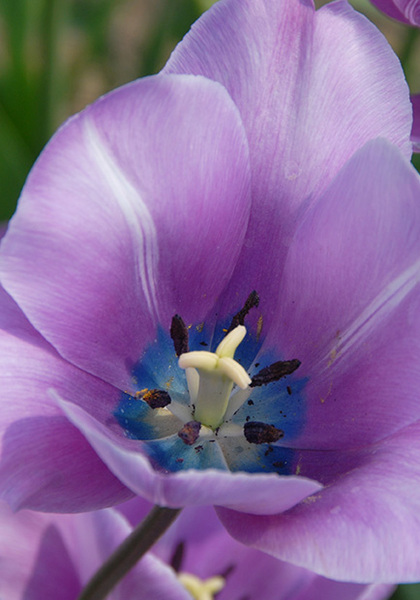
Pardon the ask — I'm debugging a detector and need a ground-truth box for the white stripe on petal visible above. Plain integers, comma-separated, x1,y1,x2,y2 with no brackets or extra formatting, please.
84,118,159,318
322,257,420,370
405,0,420,24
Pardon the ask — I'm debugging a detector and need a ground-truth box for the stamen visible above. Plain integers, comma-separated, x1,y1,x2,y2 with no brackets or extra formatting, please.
178,420,201,445
217,356,251,389
185,366,200,403
171,314,189,356
179,351,219,371
250,359,301,387
178,325,251,428
244,421,284,444
142,389,172,409
178,573,225,600
215,324,247,359
226,290,260,333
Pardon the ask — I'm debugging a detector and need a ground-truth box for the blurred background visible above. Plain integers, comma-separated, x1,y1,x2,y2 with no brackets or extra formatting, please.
0,1,418,597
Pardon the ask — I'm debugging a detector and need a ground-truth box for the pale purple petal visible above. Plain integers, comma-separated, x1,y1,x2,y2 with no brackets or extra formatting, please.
370,0,420,25
412,94,420,152
166,0,411,197
164,0,412,314
262,139,420,451
58,398,322,514
0,503,80,600
217,421,420,582
0,287,131,511
356,586,397,600
0,74,251,391
0,222,8,239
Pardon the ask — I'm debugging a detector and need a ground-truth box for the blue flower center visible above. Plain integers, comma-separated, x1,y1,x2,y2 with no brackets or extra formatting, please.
115,293,307,475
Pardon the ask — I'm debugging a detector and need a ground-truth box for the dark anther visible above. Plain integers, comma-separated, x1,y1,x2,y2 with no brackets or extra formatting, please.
178,420,201,445
142,389,171,409
170,314,189,356
244,421,284,444
250,359,301,387
227,290,260,333
170,541,185,572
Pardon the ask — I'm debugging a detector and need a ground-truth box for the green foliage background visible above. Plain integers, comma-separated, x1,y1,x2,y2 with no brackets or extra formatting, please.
0,1,419,597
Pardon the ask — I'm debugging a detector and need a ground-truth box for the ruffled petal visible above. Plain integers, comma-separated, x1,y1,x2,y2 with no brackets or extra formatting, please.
0,74,251,391
0,287,131,511
58,398,322,513
217,420,420,582
262,139,420,450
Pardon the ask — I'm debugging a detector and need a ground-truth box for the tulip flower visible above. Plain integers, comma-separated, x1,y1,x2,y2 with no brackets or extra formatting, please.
0,0,417,584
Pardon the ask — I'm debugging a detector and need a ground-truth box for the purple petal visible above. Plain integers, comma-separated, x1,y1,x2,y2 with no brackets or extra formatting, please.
0,74,251,391
164,0,412,313
217,421,420,582
262,139,420,450
0,286,131,511
58,398,322,513
369,0,420,26
412,94,420,152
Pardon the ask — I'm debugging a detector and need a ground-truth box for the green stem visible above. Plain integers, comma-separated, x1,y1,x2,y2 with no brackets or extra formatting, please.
77,505,182,600
399,26,419,82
